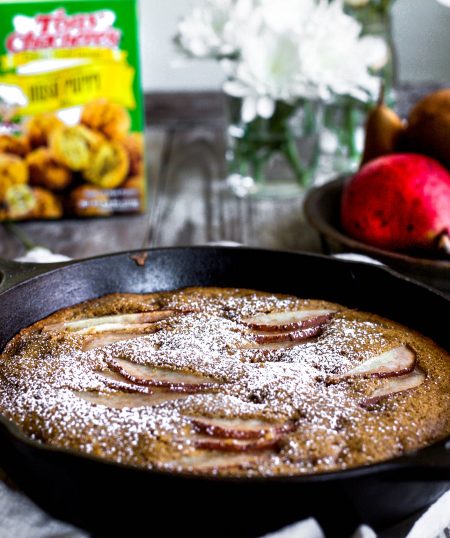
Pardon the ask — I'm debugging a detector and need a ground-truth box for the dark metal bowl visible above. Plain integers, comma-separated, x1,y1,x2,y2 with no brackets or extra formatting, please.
304,177,450,293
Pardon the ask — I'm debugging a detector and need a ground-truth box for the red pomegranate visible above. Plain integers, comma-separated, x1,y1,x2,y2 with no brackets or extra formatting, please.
341,154,450,252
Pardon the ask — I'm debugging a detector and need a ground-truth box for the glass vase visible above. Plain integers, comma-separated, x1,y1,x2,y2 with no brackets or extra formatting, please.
226,96,323,198
318,95,369,182
317,1,397,182
345,0,397,102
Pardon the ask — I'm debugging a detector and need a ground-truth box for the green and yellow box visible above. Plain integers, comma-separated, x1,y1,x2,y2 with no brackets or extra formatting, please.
0,0,145,220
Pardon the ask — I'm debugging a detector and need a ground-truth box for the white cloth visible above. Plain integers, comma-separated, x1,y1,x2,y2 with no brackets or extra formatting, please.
407,490,450,538
0,481,87,538
261,518,325,538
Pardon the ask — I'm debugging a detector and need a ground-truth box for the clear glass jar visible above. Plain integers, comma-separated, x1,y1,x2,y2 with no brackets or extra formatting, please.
345,0,397,101
317,0,397,182
226,96,323,198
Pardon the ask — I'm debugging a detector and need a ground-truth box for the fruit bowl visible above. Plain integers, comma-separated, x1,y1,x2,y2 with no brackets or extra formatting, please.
304,176,450,293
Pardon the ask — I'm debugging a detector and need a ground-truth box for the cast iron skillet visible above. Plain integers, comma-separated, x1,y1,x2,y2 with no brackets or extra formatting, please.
0,247,449,538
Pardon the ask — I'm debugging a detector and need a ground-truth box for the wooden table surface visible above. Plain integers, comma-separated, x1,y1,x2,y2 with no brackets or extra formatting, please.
0,84,441,260
0,130,321,260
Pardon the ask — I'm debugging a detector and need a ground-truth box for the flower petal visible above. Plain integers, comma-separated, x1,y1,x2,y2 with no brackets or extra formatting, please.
257,96,275,118
241,96,257,123
223,79,250,98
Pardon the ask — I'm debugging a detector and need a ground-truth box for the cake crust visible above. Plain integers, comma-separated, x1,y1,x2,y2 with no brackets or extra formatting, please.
0,287,449,477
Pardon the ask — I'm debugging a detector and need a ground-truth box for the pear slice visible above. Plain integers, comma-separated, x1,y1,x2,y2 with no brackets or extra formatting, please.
241,309,335,332
337,345,416,380
96,370,153,393
241,340,308,351
173,452,263,472
245,324,325,344
193,435,280,452
361,368,426,407
75,390,188,409
43,310,178,333
81,332,154,351
106,357,222,393
190,416,293,440
75,322,160,335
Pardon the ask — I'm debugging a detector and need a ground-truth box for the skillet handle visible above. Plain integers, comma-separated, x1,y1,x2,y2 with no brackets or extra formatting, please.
391,440,450,481
0,258,71,293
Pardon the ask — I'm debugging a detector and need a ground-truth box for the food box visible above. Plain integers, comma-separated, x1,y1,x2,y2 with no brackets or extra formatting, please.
0,0,145,220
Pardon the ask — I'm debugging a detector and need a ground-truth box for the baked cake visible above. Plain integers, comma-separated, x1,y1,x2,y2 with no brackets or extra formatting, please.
0,287,449,476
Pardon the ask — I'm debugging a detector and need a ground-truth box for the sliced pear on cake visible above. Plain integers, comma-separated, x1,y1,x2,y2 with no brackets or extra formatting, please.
43,310,179,333
193,436,280,452
82,332,154,351
361,367,426,407
190,416,293,440
75,390,189,409
241,324,324,349
173,452,263,471
106,357,223,393
241,309,335,332
337,345,416,381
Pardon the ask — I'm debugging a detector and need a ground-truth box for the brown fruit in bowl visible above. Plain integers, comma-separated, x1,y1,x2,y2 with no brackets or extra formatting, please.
341,154,450,254
361,92,405,166
402,89,450,169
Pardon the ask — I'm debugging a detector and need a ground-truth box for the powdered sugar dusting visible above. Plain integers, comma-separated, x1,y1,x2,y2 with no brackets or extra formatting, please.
0,287,449,476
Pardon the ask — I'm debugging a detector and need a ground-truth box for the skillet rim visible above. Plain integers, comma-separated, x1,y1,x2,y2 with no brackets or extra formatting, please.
0,245,449,484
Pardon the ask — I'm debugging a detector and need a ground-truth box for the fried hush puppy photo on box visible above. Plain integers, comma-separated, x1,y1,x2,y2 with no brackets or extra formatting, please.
50,124,104,171
26,113,64,149
0,134,63,220
0,99,144,220
26,147,72,191
81,98,131,140
0,153,62,220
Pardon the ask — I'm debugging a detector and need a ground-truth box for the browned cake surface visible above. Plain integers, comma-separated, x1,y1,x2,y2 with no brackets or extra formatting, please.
0,287,449,476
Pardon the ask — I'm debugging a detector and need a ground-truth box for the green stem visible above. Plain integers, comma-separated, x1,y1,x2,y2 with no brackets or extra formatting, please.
283,130,307,186
346,104,359,160
239,158,249,177
302,101,317,137
252,154,265,183
3,222,37,251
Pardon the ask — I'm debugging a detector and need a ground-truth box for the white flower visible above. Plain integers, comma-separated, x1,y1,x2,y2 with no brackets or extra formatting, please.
223,27,304,121
258,0,316,33
176,0,238,58
359,35,389,71
296,1,386,102
177,0,388,122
